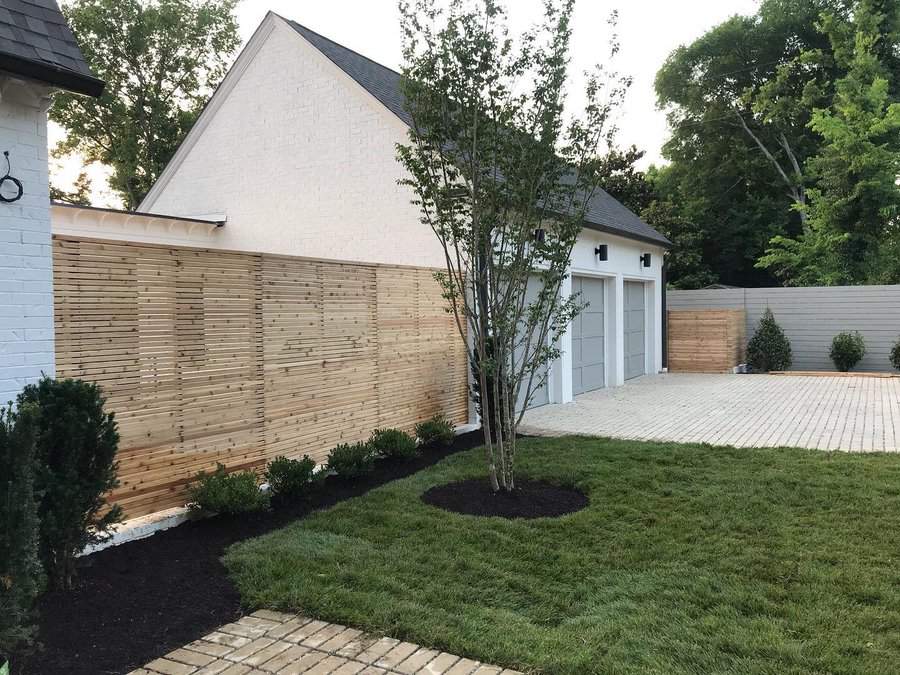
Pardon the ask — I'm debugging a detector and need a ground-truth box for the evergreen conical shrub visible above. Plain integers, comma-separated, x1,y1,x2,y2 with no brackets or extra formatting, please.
746,308,792,372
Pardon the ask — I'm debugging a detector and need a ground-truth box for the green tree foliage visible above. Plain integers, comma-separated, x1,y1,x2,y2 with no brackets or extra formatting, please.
655,0,843,287
0,404,43,655
397,0,629,491
17,378,122,589
51,0,239,209
49,171,92,206
758,0,900,285
746,308,793,372
830,331,866,371
596,149,716,288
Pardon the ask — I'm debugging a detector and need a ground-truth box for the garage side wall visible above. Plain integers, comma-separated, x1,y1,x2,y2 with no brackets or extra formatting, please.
53,235,469,517
667,286,900,372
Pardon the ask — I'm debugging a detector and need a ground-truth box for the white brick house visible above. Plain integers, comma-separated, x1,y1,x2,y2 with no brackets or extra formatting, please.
0,1,103,405
56,12,672,404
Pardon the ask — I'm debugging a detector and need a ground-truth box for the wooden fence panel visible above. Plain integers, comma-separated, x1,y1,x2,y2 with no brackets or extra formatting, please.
53,236,469,517
667,309,746,373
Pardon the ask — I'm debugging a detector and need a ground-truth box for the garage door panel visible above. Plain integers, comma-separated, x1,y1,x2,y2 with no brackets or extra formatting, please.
582,363,605,392
624,281,645,380
572,276,606,395
581,312,605,336
583,335,604,356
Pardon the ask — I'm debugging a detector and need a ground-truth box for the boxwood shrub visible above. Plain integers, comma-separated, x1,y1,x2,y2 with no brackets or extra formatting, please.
369,428,418,460
265,455,317,500
415,414,455,447
327,442,374,478
890,337,900,371
830,331,866,372
189,464,269,514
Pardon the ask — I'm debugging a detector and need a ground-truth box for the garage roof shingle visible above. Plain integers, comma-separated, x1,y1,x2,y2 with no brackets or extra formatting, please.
287,18,670,248
0,0,103,96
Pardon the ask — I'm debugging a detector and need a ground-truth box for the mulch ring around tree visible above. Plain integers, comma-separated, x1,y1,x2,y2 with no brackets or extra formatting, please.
421,477,588,519
11,430,484,675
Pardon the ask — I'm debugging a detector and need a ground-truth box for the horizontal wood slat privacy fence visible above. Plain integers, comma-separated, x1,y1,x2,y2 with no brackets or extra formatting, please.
667,309,746,373
53,235,469,518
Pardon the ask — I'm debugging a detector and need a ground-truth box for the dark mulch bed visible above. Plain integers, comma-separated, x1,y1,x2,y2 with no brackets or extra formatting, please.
421,477,588,519
12,431,483,675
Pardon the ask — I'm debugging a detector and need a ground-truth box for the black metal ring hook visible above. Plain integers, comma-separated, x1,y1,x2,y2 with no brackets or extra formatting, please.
0,151,23,203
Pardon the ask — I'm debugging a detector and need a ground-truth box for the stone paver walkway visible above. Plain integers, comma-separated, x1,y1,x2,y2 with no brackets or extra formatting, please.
130,610,520,675
520,373,900,452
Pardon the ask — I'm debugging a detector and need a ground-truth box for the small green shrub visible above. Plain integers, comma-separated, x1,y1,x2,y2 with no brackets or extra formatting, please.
327,442,374,478
17,377,121,590
189,464,269,514
265,455,317,500
369,428,418,460
0,403,43,655
746,308,792,372
890,338,900,371
415,414,455,447
830,331,866,372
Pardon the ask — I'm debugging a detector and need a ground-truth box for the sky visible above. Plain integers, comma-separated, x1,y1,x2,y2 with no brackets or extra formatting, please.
51,0,761,208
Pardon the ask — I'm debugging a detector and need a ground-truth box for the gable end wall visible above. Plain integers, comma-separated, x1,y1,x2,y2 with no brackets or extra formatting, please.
143,18,444,268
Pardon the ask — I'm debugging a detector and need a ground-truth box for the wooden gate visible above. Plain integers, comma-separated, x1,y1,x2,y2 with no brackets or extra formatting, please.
667,309,746,373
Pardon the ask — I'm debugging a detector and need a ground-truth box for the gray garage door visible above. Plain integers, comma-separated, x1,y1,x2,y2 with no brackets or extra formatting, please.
624,281,646,380
571,276,605,394
515,275,549,411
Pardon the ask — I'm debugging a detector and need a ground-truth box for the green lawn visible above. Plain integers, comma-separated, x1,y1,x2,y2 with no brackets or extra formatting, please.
224,437,900,674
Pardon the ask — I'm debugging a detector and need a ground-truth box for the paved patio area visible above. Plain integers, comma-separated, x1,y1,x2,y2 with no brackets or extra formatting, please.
130,611,519,675
520,373,900,452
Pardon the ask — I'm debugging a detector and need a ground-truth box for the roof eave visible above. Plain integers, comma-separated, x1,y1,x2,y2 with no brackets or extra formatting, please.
0,52,104,97
582,220,672,249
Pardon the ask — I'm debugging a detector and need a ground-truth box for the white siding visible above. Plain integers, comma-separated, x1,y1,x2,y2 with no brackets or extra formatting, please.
140,17,445,268
0,82,53,405
668,286,900,372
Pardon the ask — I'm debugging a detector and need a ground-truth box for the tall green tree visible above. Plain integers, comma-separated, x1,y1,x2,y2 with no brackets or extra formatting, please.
51,0,239,209
397,0,627,491
758,0,900,284
655,0,849,286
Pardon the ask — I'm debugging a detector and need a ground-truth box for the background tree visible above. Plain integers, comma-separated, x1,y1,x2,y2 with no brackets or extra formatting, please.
654,0,849,287
397,0,626,491
50,171,92,206
758,0,900,285
51,0,239,209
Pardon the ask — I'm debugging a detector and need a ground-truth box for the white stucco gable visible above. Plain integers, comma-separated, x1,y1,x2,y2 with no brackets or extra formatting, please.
139,13,444,268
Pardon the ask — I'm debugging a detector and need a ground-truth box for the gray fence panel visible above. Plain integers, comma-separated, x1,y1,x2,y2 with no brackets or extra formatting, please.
668,286,900,372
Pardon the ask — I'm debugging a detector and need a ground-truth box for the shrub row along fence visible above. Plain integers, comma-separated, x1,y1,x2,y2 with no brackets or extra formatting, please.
667,285,900,372
53,235,469,517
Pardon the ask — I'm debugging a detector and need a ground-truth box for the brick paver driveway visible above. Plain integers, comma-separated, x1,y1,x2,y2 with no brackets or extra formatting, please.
520,373,900,452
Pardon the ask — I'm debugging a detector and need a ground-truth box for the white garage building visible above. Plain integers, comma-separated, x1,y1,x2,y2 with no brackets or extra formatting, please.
58,12,670,409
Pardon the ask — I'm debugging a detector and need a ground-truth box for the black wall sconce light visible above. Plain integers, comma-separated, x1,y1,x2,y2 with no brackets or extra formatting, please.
594,244,608,261
640,253,652,268
533,227,546,243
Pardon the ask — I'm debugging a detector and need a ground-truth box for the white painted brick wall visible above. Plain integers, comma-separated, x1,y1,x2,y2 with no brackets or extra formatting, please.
0,84,54,406
142,18,446,268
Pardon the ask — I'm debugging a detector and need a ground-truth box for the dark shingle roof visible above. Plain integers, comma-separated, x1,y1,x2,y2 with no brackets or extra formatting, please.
286,17,670,248
0,0,103,96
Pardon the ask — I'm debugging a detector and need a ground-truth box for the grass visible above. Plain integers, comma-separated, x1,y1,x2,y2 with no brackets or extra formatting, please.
224,437,900,674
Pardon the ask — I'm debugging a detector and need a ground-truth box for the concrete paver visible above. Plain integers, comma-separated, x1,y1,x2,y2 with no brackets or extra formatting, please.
133,611,520,675
520,373,900,452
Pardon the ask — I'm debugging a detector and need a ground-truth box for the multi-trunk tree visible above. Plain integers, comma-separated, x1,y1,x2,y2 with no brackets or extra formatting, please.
397,0,628,491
